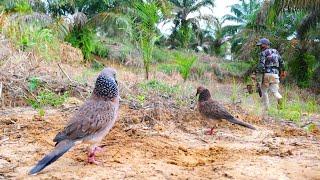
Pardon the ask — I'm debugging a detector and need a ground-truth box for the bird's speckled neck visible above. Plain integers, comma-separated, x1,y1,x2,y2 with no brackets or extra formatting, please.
92,75,118,100
198,89,211,102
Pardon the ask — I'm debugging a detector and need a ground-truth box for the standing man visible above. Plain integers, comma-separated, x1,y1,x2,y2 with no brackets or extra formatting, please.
256,38,286,110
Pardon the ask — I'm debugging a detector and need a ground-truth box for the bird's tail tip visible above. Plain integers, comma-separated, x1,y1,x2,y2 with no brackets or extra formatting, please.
28,140,74,175
228,117,257,130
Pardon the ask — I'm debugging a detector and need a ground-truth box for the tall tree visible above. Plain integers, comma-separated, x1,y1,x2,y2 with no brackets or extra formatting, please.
168,0,215,48
134,1,169,79
223,0,262,35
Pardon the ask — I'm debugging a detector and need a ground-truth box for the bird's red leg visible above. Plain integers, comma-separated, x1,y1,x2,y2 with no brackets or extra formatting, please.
205,127,215,135
88,146,103,164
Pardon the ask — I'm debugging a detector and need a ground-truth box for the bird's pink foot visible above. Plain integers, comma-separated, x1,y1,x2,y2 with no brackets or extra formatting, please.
93,146,103,153
87,155,101,164
205,128,215,135
87,146,103,164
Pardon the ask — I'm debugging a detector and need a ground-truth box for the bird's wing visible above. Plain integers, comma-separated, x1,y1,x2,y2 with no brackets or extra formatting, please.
53,99,116,143
200,100,234,120
201,100,256,130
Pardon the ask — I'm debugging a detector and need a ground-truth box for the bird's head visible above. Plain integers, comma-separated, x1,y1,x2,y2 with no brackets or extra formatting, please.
196,86,211,102
93,67,119,99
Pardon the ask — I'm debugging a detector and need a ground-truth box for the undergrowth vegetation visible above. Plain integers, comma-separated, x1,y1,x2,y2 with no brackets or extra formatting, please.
0,0,319,130
2,16,60,61
26,76,69,109
268,86,319,124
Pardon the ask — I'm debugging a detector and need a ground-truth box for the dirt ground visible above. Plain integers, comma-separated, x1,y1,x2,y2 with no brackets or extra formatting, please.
0,103,319,180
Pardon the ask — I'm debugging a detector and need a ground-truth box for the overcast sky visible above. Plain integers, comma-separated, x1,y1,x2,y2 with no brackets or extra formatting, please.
212,0,239,18
159,0,240,36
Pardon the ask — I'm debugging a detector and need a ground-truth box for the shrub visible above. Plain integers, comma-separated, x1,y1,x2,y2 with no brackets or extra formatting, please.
65,27,97,60
28,77,41,92
3,19,60,61
288,52,318,88
174,52,197,82
27,90,69,109
4,0,32,13
94,42,109,58
268,87,319,123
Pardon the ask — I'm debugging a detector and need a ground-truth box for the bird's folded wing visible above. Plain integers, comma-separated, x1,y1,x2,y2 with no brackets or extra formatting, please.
53,100,116,143
201,101,233,120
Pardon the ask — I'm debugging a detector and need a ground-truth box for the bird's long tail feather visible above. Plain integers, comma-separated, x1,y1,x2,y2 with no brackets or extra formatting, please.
226,117,256,130
29,140,75,175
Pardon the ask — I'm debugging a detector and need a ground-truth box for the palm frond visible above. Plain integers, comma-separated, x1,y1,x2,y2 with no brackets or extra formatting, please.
279,0,320,11
169,0,183,8
230,5,244,18
222,25,241,36
89,12,133,39
223,14,244,23
297,11,320,40
189,0,215,13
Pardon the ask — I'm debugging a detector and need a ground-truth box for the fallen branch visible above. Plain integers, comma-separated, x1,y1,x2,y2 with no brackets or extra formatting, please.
57,63,74,83
0,82,2,99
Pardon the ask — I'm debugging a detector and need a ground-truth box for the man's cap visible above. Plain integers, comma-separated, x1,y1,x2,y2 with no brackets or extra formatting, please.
256,38,270,46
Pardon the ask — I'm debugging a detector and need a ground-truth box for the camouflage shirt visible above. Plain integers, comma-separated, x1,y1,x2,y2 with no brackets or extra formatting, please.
257,48,284,74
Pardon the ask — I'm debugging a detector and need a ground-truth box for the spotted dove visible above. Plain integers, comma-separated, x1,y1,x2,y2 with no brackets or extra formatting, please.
29,67,120,174
196,86,256,135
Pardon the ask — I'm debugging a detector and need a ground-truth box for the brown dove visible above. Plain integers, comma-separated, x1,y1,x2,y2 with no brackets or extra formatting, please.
29,67,120,174
196,86,256,135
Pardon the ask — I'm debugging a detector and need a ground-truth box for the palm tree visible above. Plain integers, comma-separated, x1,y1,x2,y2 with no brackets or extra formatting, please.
200,17,229,56
168,0,215,49
134,1,163,80
259,0,320,40
223,0,262,35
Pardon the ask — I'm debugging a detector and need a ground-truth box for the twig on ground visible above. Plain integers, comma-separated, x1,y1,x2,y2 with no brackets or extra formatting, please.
0,82,2,99
0,136,9,144
57,63,74,83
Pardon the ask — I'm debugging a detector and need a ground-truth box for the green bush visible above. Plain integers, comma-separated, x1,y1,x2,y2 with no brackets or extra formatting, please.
289,52,318,88
4,0,32,13
3,20,60,61
28,77,41,92
65,27,97,60
174,52,197,82
268,90,319,123
94,42,109,58
27,90,69,109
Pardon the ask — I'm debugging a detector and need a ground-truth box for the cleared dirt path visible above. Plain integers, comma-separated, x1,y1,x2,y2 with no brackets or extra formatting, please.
0,106,319,180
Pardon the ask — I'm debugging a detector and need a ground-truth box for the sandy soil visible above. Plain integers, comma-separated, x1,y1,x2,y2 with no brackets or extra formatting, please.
0,104,319,180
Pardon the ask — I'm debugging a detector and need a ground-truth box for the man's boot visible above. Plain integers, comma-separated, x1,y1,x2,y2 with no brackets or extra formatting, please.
277,98,284,110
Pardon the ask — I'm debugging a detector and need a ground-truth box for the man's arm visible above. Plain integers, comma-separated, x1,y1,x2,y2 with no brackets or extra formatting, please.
276,50,286,79
257,52,265,73
278,52,285,71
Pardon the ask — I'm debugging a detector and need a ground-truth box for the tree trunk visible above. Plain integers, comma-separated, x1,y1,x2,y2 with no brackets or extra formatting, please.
145,65,149,80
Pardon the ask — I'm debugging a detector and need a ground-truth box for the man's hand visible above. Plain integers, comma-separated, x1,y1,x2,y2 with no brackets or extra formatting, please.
280,71,287,79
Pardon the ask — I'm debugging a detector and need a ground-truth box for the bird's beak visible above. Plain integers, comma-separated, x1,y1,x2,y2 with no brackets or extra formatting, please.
195,91,199,99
